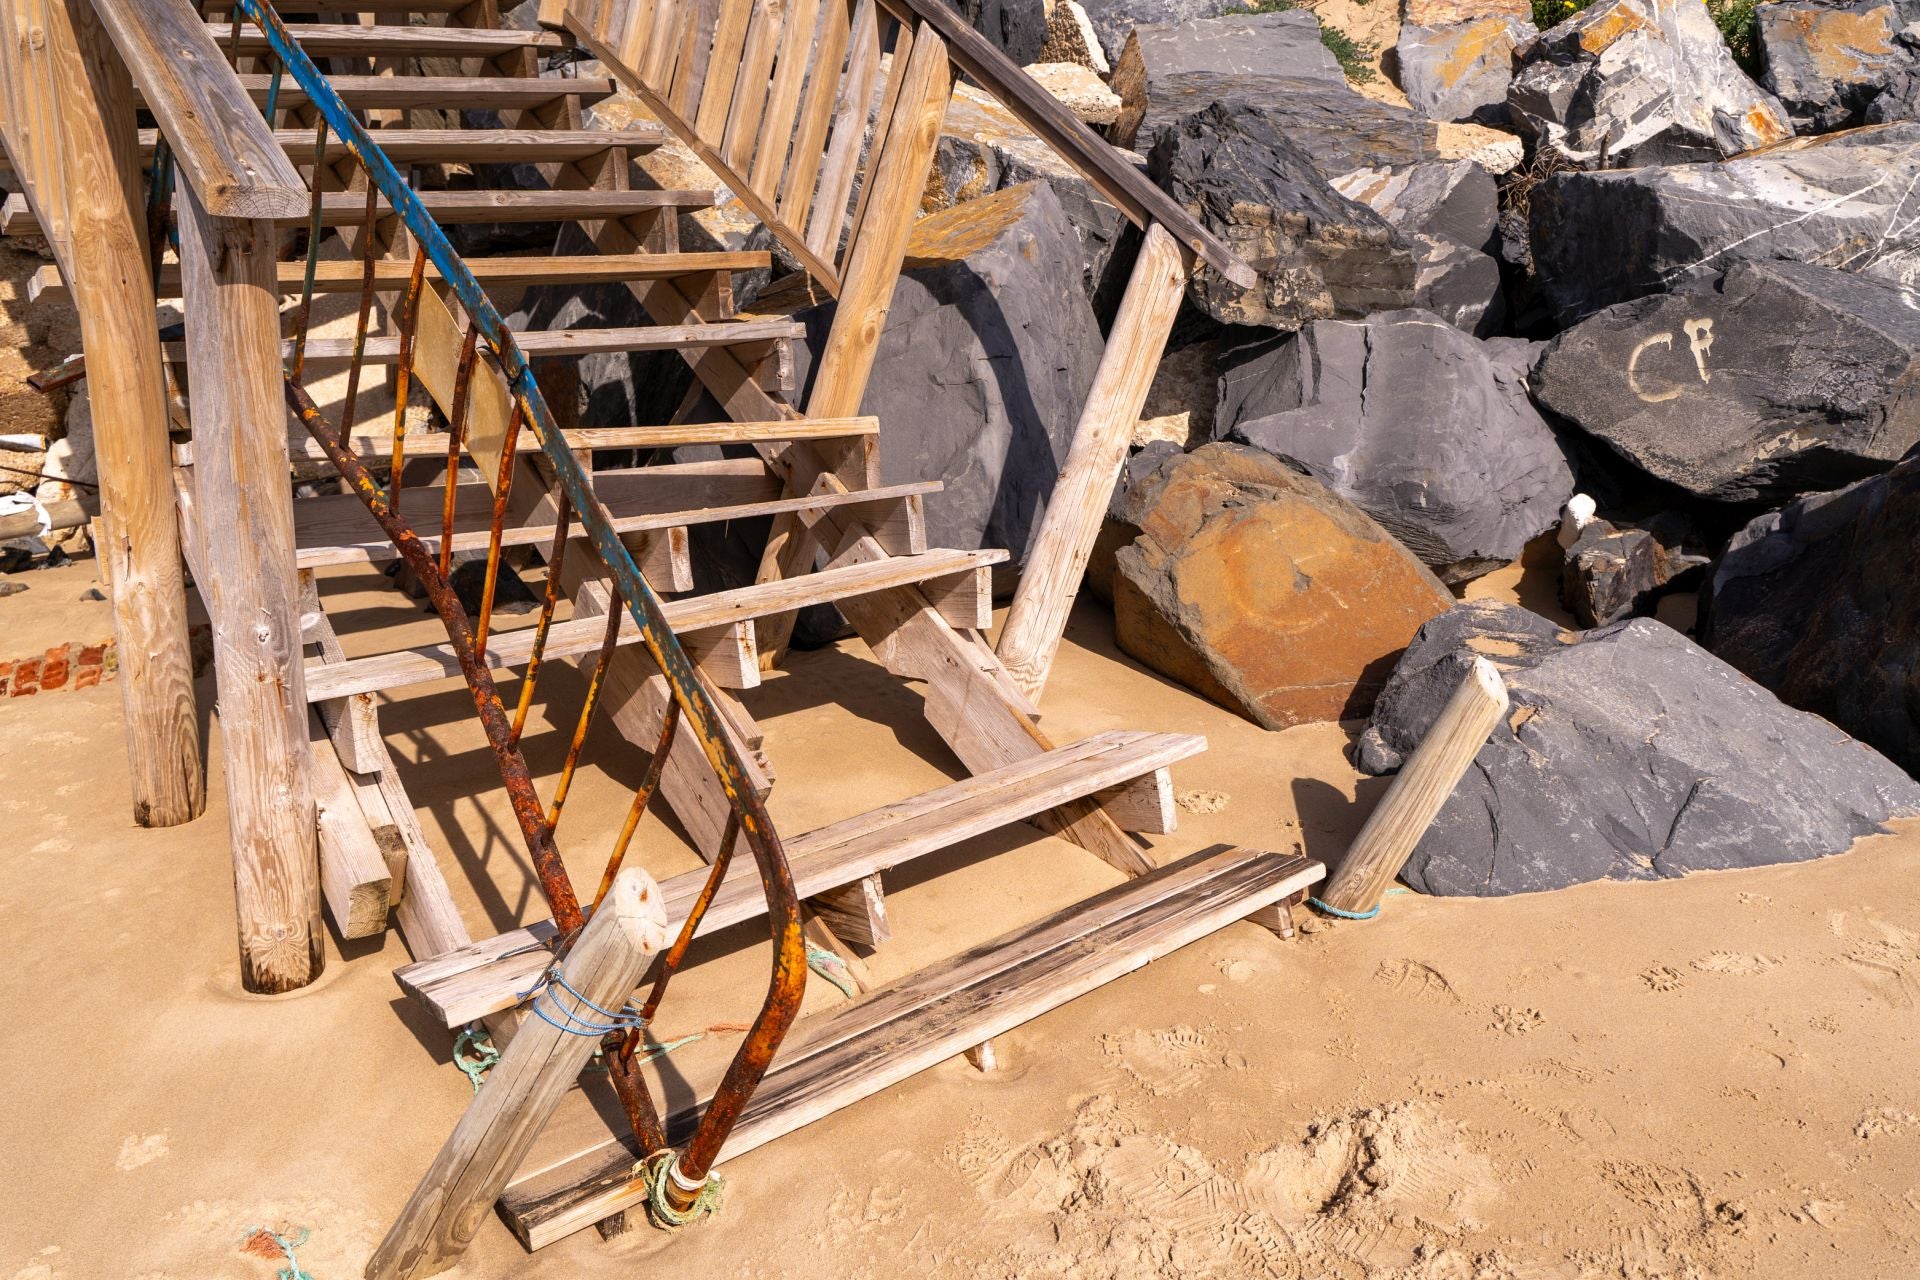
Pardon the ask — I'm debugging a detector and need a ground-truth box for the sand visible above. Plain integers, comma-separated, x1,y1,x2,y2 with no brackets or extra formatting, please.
4,554,1920,1280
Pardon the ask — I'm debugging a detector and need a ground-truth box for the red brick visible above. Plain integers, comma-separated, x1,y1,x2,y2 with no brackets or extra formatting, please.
77,644,105,667
73,666,99,690
0,660,11,696
12,657,40,696
40,646,69,692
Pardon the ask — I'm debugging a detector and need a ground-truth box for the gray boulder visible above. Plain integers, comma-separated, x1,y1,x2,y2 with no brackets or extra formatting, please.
1077,0,1245,66
792,181,1102,590
1702,451,1920,776
1397,15,1537,123
1109,13,1437,175
1761,0,1910,130
1529,123,1920,325
931,82,1127,301
1508,0,1793,166
1355,600,1920,895
1215,310,1574,581
944,0,1049,62
1532,259,1920,502
1146,100,1420,329
1868,26,1920,119
1331,160,1505,335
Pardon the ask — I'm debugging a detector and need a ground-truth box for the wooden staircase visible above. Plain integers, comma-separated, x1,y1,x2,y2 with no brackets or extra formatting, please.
0,0,1291,1259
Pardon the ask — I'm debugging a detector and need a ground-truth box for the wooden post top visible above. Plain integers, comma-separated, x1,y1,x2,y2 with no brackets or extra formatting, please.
598,867,674,955
89,0,308,219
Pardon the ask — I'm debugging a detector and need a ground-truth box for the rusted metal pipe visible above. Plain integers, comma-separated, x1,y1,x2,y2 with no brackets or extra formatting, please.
337,178,381,433
592,698,681,912
510,494,570,748
439,323,480,579
545,593,624,837
386,248,427,502
472,400,523,656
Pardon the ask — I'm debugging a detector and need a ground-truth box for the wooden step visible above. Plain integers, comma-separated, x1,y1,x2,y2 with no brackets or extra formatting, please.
211,22,569,57
302,547,1008,703
395,729,1214,1028
223,74,618,111
235,127,666,164
265,417,872,467
1,188,713,237
292,477,936,570
28,252,758,306
281,319,796,368
495,842,1324,1248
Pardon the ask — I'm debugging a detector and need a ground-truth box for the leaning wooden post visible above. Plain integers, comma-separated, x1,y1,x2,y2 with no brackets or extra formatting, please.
176,181,324,994
367,869,672,1280
996,222,1188,703
1319,657,1510,916
37,0,205,826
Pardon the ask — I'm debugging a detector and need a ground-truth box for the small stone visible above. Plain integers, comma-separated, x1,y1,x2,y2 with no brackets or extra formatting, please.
1433,120,1526,172
1024,61,1123,123
1397,15,1537,124
1038,0,1112,72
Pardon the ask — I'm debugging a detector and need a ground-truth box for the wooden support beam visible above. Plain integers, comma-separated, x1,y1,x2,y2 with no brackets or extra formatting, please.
309,712,393,940
1318,658,1508,917
28,0,205,827
177,184,323,994
1094,766,1175,835
365,868,670,1280
809,873,891,949
299,571,385,773
996,223,1187,703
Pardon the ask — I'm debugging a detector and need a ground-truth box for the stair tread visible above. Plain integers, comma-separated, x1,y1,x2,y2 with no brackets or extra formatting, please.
29,252,767,306
267,416,872,467
292,477,937,570
395,728,1213,1028
210,21,570,56
302,548,1009,703
282,318,796,367
496,842,1323,1249
2,188,714,237
222,74,619,109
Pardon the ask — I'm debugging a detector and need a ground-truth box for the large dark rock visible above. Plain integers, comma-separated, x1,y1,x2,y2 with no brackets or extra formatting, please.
1509,0,1793,167
930,83,1128,301
1355,600,1920,895
1868,26,1920,119
1528,124,1920,325
1702,451,1920,776
1531,259,1920,503
1331,160,1505,335
1077,0,1245,66
1215,310,1574,581
1109,13,1437,175
1112,443,1456,729
1761,0,1910,130
791,181,1102,592
943,0,1049,62
1145,101,1420,330
1397,15,1537,123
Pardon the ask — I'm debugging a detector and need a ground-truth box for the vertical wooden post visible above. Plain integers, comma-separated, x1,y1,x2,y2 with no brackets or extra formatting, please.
996,222,1188,703
367,869,671,1280
38,0,204,826
1318,658,1509,916
176,182,324,994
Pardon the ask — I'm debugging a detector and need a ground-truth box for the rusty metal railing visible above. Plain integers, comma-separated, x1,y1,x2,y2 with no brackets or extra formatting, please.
222,0,806,1222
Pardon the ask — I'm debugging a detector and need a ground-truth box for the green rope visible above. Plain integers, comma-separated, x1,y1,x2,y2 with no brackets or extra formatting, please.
641,1149,724,1228
241,1225,315,1280
804,940,857,997
452,1025,500,1093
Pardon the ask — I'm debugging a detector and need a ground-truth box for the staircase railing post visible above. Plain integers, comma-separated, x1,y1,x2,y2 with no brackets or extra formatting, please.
19,0,207,826
176,180,325,995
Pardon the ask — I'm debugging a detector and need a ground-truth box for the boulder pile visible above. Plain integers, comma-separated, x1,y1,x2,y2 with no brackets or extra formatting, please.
784,0,1920,893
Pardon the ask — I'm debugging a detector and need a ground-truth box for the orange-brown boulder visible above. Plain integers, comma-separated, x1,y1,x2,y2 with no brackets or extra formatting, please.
1112,443,1455,729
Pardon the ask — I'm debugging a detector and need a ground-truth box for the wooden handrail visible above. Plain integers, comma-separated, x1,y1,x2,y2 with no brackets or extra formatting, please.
873,0,1255,289
88,0,307,219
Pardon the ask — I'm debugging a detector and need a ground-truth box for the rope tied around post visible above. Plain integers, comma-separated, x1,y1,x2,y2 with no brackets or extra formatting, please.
641,1148,725,1228
517,964,650,1037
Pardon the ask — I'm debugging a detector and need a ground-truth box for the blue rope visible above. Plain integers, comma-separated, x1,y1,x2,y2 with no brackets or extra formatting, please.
1307,896,1381,921
516,965,648,1036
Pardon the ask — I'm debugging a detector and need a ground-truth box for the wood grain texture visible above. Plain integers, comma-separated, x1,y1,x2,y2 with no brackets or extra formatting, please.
28,0,204,826
1319,657,1507,915
396,728,1206,1028
177,186,322,994
996,223,1187,702
87,0,307,217
498,844,1323,1247
309,712,392,939
366,869,669,1280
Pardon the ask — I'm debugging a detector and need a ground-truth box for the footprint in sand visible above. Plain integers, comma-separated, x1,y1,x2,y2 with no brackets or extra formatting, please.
1691,952,1783,975
1490,1006,1544,1036
115,1133,168,1171
1103,1025,1220,1096
1856,1107,1920,1140
1175,789,1229,815
1217,957,1257,984
1374,958,1462,1004
1641,965,1685,992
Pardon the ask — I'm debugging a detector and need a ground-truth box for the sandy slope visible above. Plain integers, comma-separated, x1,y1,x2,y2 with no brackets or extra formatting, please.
2,560,1918,1279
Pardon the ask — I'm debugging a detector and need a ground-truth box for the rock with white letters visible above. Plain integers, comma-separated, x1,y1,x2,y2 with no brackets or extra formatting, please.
1530,259,1920,502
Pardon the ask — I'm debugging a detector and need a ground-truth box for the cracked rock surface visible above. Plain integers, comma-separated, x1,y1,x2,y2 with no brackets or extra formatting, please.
1354,600,1920,895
